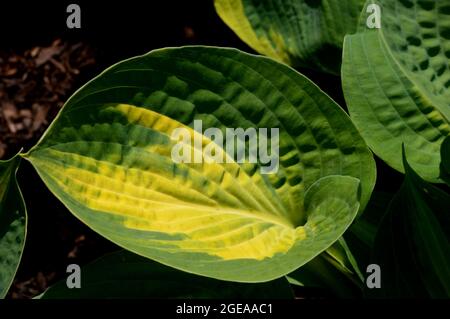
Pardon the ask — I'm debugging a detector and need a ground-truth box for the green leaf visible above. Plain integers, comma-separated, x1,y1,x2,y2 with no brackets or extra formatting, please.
287,237,366,298
342,0,450,182
286,253,361,298
317,239,362,283
214,0,365,74
368,148,450,298
0,155,27,298
440,136,450,185
41,250,293,299
25,46,375,282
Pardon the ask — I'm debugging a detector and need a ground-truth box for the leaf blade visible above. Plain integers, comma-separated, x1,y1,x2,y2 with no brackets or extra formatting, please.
342,0,450,182
41,250,294,299
0,155,27,298
368,149,450,298
26,46,374,282
214,0,365,74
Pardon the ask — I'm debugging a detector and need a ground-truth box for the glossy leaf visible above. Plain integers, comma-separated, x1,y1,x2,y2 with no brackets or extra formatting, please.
25,46,375,282
368,149,450,298
41,250,293,299
0,155,27,298
214,0,365,74
342,0,450,182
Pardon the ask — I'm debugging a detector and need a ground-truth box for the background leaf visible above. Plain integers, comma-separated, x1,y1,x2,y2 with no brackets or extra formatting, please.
286,252,362,298
0,155,27,298
25,46,374,282
345,191,393,274
342,0,450,182
40,250,293,299
368,149,450,298
214,0,365,74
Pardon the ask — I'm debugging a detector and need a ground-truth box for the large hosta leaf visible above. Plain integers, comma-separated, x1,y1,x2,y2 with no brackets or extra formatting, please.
214,0,365,74
0,155,26,298
25,46,375,282
368,149,450,298
41,250,293,299
342,0,450,182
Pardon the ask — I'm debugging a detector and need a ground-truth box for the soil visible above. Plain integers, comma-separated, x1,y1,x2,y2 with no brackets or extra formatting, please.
0,40,95,159
0,38,116,299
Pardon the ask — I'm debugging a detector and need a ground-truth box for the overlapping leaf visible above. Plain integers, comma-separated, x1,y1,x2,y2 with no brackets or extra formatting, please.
286,250,362,298
25,46,375,282
40,250,293,299
214,0,365,74
342,0,450,182
369,149,450,298
345,191,392,272
0,155,26,298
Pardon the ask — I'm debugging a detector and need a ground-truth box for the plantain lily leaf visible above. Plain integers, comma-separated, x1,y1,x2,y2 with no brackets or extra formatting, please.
328,238,364,281
368,148,450,298
286,253,362,298
342,0,450,182
287,238,366,298
25,46,375,282
345,192,393,272
0,155,27,298
214,0,365,74
40,250,293,299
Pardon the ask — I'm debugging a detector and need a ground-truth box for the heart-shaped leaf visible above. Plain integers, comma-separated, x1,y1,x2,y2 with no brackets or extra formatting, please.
214,0,365,74
0,155,26,298
286,252,362,298
40,250,293,299
368,148,450,298
25,46,375,282
342,0,450,182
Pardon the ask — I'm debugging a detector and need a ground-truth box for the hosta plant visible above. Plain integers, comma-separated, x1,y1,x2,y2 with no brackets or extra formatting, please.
0,46,376,296
214,0,366,74
23,46,375,282
0,0,449,299
342,0,450,182
0,155,26,298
